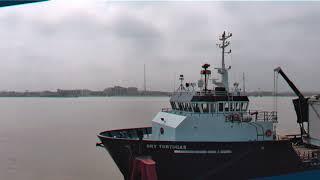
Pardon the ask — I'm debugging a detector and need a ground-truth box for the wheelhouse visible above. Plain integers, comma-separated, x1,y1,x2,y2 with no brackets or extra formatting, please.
170,94,249,114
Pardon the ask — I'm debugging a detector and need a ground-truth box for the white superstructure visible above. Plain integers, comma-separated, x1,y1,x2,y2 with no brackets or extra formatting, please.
151,32,277,142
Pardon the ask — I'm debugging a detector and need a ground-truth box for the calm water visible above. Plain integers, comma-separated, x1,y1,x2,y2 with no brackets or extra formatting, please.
0,96,298,180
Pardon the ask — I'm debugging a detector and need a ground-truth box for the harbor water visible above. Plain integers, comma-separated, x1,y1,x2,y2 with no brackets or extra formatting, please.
0,96,299,180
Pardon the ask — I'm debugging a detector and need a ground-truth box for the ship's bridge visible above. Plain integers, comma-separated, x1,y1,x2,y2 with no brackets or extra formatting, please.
169,90,249,114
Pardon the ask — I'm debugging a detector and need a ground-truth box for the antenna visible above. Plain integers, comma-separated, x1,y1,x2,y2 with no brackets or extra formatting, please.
144,64,146,93
179,74,185,91
218,31,232,70
216,31,232,91
201,63,211,93
243,72,246,95
173,73,176,93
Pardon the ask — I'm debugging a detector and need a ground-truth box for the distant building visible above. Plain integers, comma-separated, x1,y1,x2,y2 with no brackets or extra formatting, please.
104,86,139,96
127,87,139,96
104,86,126,96
90,91,106,96
0,86,170,97
39,91,58,97
80,89,91,96
57,89,100,97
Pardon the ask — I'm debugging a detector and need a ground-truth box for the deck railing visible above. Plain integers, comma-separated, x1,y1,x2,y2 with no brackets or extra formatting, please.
161,108,277,122
102,127,152,139
161,108,172,112
248,110,278,122
293,144,320,167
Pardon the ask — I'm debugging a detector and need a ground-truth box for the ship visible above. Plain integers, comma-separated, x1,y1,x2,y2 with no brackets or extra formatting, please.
97,31,320,179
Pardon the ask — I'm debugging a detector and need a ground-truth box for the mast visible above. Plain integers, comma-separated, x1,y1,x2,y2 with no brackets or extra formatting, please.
201,64,211,93
144,64,146,93
179,74,185,91
243,72,246,94
217,31,232,91
173,73,176,92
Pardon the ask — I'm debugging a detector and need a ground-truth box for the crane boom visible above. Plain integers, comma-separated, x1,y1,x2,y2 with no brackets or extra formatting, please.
274,67,309,124
274,67,305,100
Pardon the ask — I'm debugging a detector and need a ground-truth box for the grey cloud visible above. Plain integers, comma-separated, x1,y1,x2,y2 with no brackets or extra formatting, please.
0,1,319,92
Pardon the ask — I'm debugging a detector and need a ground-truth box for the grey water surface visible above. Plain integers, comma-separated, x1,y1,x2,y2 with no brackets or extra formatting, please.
0,96,298,180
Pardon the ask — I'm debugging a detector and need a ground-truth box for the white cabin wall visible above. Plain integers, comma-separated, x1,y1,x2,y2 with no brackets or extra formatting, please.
152,122,176,141
151,112,185,141
175,113,274,142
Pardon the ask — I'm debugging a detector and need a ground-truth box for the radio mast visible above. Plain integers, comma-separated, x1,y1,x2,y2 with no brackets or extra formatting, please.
144,64,146,92
217,31,232,91
243,72,246,94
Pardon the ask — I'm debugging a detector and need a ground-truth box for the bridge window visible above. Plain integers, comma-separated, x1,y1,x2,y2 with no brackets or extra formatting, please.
230,102,235,111
245,102,249,110
188,103,192,112
192,103,200,113
235,102,240,111
241,102,248,111
224,102,229,112
182,103,186,111
175,102,179,110
210,103,216,113
218,103,224,112
184,103,192,112
171,102,178,110
201,103,209,113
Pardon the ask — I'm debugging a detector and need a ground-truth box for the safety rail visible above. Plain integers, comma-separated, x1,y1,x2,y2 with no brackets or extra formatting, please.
248,110,278,122
195,91,228,96
224,111,277,122
293,145,320,168
162,108,277,122
101,127,152,140
161,108,172,112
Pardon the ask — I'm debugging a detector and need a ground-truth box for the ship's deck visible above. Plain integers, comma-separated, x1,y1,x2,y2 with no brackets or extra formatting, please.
99,126,284,142
98,127,152,140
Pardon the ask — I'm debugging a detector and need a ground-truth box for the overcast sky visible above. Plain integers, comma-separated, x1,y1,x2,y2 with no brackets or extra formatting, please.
0,0,319,92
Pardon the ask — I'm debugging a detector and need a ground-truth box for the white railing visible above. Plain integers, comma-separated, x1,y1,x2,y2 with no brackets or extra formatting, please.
162,108,277,122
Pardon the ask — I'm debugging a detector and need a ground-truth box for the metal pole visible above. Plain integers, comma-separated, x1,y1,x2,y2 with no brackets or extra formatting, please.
144,64,146,93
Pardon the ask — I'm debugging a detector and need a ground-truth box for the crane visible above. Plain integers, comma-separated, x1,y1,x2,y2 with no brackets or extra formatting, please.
274,67,309,136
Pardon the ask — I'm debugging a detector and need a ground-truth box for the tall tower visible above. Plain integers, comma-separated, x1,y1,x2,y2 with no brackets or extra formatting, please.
217,31,232,91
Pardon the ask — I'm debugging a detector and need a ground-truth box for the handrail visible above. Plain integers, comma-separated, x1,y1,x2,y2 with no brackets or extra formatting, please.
161,108,172,112
162,108,277,122
248,110,278,122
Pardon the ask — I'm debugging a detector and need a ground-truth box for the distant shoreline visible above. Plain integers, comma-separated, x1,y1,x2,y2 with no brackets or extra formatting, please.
0,88,318,98
0,95,310,98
